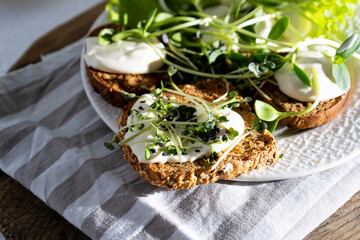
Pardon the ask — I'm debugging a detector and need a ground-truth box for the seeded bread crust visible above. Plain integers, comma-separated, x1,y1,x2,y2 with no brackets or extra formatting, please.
85,24,167,107
261,83,348,129
118,79,278,190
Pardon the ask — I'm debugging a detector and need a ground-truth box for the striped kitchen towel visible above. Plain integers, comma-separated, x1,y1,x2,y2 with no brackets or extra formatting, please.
1,40,360,240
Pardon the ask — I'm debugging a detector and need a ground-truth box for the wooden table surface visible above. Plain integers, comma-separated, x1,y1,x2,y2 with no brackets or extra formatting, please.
1,2,360,239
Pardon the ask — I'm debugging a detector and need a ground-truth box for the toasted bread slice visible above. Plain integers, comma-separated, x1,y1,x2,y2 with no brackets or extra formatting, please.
117,79,278,190
260,83,348,129
85,24,167,107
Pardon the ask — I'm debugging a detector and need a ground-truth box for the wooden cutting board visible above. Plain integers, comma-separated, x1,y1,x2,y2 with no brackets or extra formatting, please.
1,1,360,239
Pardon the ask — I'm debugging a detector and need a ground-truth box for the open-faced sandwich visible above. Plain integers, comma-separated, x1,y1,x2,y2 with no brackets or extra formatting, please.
83,24,168,107
85,0,360,189
114,79,277,189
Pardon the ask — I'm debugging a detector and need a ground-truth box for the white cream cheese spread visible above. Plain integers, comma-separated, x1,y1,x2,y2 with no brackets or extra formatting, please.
123,94,245,163
275,43,348,102
84,37,165,74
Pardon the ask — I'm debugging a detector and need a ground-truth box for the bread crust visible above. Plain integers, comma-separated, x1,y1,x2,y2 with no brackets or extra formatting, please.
118,79,278,190
261,83,348,129
85,24,167,107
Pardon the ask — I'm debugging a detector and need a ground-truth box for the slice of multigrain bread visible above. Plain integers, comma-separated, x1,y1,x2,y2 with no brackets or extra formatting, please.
85,24,167,107
117,79,278,190
260,83,348,129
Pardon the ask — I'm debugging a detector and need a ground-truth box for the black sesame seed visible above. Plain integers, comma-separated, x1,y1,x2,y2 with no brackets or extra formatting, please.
195,149,201,153
140,100,146,103
150,148,156,153
158,142,164,146
139,106,144,110
162,152,167,156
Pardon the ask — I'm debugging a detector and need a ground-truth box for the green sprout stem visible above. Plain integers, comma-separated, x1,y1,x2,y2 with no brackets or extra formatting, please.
167,126,182,162
119,116,167,146
247,78,272,101
148,18,209,37
235,28,292,48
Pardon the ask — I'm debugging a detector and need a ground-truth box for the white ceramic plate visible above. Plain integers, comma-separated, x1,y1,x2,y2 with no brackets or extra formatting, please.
81,12,360,182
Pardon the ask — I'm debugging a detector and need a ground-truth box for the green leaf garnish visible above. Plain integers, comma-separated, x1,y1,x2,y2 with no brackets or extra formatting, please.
268,16,290,40
98,28,116,46
229,91,238,99
252,118,267,131
154,12,173,23
334,34,360,64
332,63,351,91
121,90,137,100
112,30,139,41
104,142,115,150
293,63,312,87
255,68,321,132
219,116,228,122
248,62,261,78
167,66,178,77
254,101,282,122
144,8,158,32
106,0,160,27
209,49,225,65
145,146,151,160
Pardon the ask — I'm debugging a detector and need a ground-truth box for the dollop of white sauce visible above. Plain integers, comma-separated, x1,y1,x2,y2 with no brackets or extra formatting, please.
275,43,348,102
84,37,165,74
124,94,245,163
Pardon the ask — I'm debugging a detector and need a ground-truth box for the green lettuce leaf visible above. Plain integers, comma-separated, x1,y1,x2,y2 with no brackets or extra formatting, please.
249,0,360,41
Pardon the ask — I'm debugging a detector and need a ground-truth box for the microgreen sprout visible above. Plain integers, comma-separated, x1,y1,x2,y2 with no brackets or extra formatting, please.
100,0,296,94
121,90,138,100
331,34,360,91
101,0,360,144
247,118,268,136
255,68,321,133
106,78,249,164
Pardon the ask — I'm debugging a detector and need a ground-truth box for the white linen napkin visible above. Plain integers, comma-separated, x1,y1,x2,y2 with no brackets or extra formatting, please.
1,40,360,240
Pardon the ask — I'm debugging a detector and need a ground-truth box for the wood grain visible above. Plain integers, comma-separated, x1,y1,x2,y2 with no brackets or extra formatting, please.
8,1,106,72
1,0,360,239
304,190,360,240
0,171,89,240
